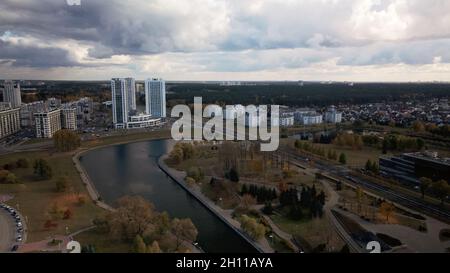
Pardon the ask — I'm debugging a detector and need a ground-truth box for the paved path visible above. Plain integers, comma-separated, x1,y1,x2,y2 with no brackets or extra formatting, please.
0,209,15,252
320,180,365,253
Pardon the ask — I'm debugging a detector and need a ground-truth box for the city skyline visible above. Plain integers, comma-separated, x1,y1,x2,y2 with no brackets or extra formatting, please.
1,0,450,82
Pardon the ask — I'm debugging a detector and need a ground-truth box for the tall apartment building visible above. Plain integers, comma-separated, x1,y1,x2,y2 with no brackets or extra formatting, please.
34,109,62,138
111,78,129,129
145,78,166,118
2,80,22,109
125,78,137,112
0,106,20,139
61,108,77,130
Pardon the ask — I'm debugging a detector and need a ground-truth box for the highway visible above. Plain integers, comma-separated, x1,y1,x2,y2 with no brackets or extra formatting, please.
0,208,15,253
278,149,450,223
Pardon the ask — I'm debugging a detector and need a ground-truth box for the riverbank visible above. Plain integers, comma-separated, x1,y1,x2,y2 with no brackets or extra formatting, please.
157,153,272,253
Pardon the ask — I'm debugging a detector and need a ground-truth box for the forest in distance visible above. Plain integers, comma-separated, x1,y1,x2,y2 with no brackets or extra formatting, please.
6,81,450,107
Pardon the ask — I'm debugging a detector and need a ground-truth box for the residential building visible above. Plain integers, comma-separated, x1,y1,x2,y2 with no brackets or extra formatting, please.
125,78,137,112
301,113,323,125
0,106,20,139
61,108,77,130
127,114,161,129
145,78,166,118
34,109,62,138
2,80,22,109
325,106,343,123
111,78,129,129
19,101,46,127
280,113,295,127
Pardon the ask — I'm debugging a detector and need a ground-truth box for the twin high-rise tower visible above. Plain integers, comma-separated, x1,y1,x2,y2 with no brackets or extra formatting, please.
111,77,166,129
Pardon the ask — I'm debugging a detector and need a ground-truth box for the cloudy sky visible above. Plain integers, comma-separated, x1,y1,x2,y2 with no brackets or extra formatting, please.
1,0,450,81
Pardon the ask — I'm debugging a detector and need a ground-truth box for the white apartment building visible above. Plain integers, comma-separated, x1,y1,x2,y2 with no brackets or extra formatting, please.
34,109,62,138
2,80,22,109
324,106,343,123
301,114,323,125
61,108,77,130
20,101,46,127
280,114,295,127
0,106,20,139
127,114,161,129
145,78,166,118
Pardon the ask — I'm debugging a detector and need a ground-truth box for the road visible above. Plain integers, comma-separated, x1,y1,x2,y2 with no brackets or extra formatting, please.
0,209,15,253
277,149,450,223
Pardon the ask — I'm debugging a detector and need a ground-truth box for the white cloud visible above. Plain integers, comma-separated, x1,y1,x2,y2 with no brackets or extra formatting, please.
1,0,450,80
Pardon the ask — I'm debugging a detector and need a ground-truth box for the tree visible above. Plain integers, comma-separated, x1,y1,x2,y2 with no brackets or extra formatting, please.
379,202,395,222
16,158,30,168
412,121,425,132
240,194,257,210
33,159,52,180
56,176,70,192
134,235,147,253
171,218,198,250
419,177,432,199
339,153,347,165
63,208,73,220
227,167,240,182
53,129,81,152
0,170,19,184
147,241,162,253
262,202,274,215
432,180,450,205
239,215,266,240
109,196,157,241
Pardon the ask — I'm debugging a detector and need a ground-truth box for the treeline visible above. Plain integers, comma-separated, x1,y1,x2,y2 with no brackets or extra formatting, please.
294,140,347,164
381,135,425,153
168,82,450,107
279,185,325,220
412,121,450,138
241,184,277,204
54,130,81,152
94,196,198,253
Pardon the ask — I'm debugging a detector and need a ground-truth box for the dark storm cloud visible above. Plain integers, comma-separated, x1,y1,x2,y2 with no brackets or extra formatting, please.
0,40,78,67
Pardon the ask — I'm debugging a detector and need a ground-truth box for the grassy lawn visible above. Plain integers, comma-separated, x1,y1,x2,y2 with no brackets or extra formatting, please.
74,227,131,253
313,143,383,168
271,214,344,252
0,151,103,242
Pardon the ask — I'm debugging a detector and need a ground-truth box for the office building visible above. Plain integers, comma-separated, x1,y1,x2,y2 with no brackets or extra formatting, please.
111,78,129,129
325,106,343,123
0,106,20,139
34,109,62,138
2,80,22,109
145,78,166,118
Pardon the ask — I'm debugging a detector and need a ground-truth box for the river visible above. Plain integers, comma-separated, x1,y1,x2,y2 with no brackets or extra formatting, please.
79,139,256,253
